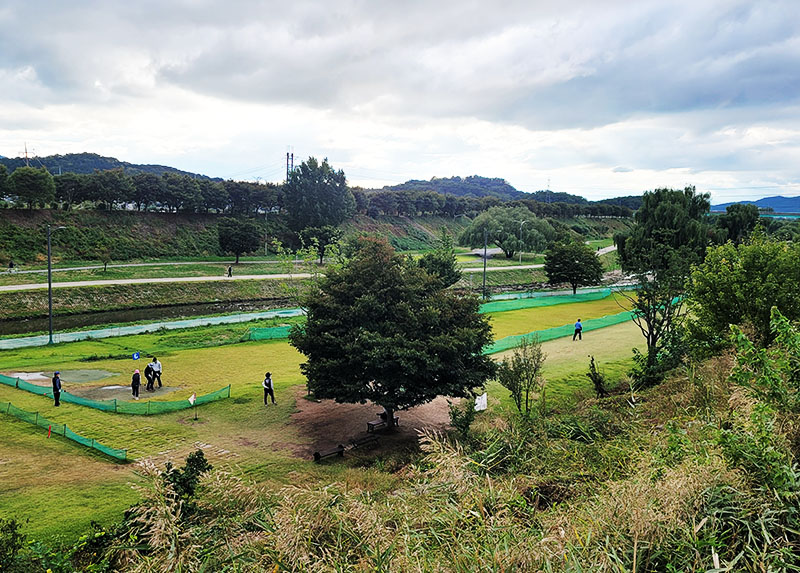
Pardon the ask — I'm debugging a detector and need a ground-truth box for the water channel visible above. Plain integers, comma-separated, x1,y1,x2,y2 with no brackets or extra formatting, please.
0,300,288,337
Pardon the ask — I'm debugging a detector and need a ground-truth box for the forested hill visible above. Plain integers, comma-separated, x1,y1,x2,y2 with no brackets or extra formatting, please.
376,176,588,204
0,152,218,180
712,196,800,213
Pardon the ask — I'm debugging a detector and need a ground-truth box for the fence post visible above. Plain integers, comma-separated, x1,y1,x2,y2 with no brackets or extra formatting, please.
16,378,20,389
63,424,67,436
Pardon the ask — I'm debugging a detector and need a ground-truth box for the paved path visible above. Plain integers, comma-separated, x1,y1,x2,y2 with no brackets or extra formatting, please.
0,273,315,292
9,259,300,275
0,247,617,293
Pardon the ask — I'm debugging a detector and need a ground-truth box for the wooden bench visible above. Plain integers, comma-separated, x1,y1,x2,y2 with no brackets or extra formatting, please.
313,444,345,462
350,434,379,449
367,416,399,433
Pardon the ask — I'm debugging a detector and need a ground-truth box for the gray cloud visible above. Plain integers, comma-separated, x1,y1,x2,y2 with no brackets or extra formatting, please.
1,0,799,201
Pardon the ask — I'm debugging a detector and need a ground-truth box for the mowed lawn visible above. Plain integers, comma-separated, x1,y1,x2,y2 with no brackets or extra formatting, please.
488,291,632,339
0,296,645,540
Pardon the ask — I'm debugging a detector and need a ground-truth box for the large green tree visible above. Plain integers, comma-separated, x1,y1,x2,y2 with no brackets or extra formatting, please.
284,157,355,231
614,186,711,381
289,237,496,427
544,241,604,294
715,203,759,244
459,206,554,259
8,166,55,209
54,172,85,210
217,217,261,263
687,231,800,349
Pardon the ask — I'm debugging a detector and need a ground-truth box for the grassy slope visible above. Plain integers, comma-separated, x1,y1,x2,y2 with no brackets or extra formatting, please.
0,295,646,541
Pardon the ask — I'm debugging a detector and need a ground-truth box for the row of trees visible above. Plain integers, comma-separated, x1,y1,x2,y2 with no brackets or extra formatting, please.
1,163,634,221
357,189,633,219
0,166,281,215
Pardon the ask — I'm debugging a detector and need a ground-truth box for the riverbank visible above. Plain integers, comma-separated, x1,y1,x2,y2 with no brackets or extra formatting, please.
0,277,306,321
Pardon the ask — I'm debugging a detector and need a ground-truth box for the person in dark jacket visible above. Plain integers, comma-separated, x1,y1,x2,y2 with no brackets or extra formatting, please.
144,363,155,392
131,369,141,400
52,371,62,406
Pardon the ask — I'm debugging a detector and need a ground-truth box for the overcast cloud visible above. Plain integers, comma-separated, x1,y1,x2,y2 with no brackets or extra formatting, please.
1,0,799,201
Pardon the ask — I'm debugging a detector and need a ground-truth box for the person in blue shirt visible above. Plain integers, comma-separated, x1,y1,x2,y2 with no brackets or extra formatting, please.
573,319,583,341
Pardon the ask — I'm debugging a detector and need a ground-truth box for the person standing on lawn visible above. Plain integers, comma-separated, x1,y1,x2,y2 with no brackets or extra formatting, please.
150,357,163,388
52,371,62,407
573,318,583,341
144,362,155,392
262,372,276,406
131,369,141,400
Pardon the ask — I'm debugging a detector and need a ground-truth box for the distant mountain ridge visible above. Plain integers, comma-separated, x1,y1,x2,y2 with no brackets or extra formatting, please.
0,152,218,180
712,196,800,213
376,175,591,204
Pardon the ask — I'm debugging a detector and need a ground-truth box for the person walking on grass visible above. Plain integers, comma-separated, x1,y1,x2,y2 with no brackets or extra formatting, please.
131,369,141,400
573,318,583,341
150,357,162,388
262,372,276,406
227,265,233,278
52,371,62,407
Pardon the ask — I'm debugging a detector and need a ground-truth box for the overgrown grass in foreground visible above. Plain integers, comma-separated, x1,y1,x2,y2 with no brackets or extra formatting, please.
10,347,797,571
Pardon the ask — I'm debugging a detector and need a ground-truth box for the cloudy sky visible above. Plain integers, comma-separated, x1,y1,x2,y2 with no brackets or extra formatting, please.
1,1,799,201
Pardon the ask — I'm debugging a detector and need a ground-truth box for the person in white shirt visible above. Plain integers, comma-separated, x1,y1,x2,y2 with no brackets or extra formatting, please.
150,357,163,388
262,372,276,406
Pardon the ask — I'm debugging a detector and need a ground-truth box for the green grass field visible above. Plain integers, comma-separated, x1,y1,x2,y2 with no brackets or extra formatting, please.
0,295,644,541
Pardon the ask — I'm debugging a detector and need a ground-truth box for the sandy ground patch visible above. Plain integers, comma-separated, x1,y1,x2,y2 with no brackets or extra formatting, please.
290,387,455,457
1,369,117,386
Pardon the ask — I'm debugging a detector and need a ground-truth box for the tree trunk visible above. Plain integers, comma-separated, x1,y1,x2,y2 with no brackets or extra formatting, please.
235,253,240,263
380,406,397,428
572,283,577,295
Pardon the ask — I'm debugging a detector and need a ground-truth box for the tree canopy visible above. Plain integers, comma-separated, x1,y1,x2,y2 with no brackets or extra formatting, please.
284,157,355,232
544,241,604,294
417,229,462,288
217,217,262,263
289,237,496,427
687,232,800,349
8,166,55,209
459,205,555,258
715,203,759,244
614,186,711,385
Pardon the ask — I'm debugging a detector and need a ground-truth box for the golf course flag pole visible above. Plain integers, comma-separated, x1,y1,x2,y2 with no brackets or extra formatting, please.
189,392,197,420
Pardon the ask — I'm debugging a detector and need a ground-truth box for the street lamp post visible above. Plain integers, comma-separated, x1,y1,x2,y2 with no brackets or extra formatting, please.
47,225,66,345
482,227,488,300
482,227,502,300
518,220,528,264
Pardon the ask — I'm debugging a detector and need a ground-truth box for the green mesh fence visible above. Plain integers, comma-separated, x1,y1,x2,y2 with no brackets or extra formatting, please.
479,289,612,314
1,401,127,461
484,310,635,354
242,291,616,340
0,373,231,415
241,325,293,341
